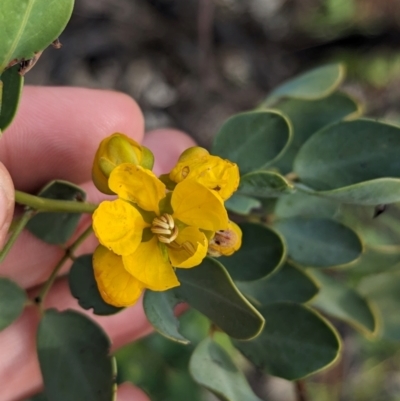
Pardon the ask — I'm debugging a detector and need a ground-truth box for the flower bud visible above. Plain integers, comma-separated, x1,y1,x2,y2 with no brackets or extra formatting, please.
169,146,239,200
92,133,154,194
207,221,242,257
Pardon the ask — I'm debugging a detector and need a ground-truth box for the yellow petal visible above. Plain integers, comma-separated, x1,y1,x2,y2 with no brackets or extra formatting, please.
109,163,166,213
93,199,147,256
208,221,243,257
168,226,207,268
169,151,240,200
92,133,143,195
171,179,229,231
93,245,144,307
123,236,180,291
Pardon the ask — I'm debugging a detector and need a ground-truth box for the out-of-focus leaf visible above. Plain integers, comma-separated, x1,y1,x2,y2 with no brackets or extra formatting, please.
220,223,286,281
264,64,345,103
175,258,265,340
310,270,376,335
26,180,86,244
238,171,294,198
0,277,27,331
212,110,292,175
274,217,362,267
338,202,400,248
294,120,400,205
272,92,361,173
0,64,23,131
69,255,122,316
237,263,319,305
346,247,400,276
234,302,341,380
225,193,261,215
358,273,400,341
274,191,339,219
143,289,189,344
189,338,262,401
0,0,75,73
37,309,115,401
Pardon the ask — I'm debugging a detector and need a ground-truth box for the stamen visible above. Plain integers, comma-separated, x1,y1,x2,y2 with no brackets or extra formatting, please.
165,214,175,229
151,227,172,235
151,213,178,244
153,220,170,230
182,241,196,256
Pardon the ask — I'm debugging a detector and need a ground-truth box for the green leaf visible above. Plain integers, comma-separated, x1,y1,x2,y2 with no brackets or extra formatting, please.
0,64,23,131
0,277,27,331
346,247,400,276
237,262,319,305
143,289,189,344
265,63,345,103
272,92,361,173
69,255,122,316
358,273,400,341
234,302,341,380
26,180,86,244
225,194,261,215
338,202,400,248
212,110,292,175
294,119,400,205
273,217,362,267
37,309,116,401
274,191,339,219
310,270,376,335
238,171,294,198
175,258,265,340
219,223,286,281
189,338,262,401
0,0,75,73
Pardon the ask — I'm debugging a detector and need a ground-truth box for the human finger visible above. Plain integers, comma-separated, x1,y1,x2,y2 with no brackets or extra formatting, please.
0,86,144,193
117,382,150,401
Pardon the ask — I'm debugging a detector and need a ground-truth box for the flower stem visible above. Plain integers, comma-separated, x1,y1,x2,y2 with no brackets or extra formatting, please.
0,210,36,263
35,225,94,306
14,190,98,213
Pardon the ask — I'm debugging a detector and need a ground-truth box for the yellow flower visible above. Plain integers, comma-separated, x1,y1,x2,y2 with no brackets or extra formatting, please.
92,133,154,194
168,147,240,200
92,163,229,307
207,221,242,257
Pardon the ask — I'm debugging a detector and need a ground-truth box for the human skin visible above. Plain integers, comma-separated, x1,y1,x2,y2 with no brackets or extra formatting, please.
0,87,196,401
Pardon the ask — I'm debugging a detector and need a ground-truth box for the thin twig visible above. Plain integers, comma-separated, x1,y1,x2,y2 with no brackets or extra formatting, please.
295,380,309,401
0,209,36,263
35,225,94,307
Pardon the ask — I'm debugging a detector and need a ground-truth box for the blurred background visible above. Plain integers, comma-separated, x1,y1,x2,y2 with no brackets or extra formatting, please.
27,0,400,400
27,0,400,147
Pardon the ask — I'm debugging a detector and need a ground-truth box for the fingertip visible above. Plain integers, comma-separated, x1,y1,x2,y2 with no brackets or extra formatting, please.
117,382,150,401
2,87,145,190
143,129,197,175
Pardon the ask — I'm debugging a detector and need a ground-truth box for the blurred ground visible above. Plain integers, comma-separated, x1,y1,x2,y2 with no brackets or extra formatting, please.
26,1,400,400
26,0,400,147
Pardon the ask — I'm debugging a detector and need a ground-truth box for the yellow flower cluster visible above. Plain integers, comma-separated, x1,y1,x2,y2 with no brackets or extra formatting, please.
91,133,242,307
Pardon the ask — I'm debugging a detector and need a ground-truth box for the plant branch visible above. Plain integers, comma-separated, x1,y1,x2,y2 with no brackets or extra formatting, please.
295,380,309,401
15,190,97,213
35,224,94,306
0,210,35,263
